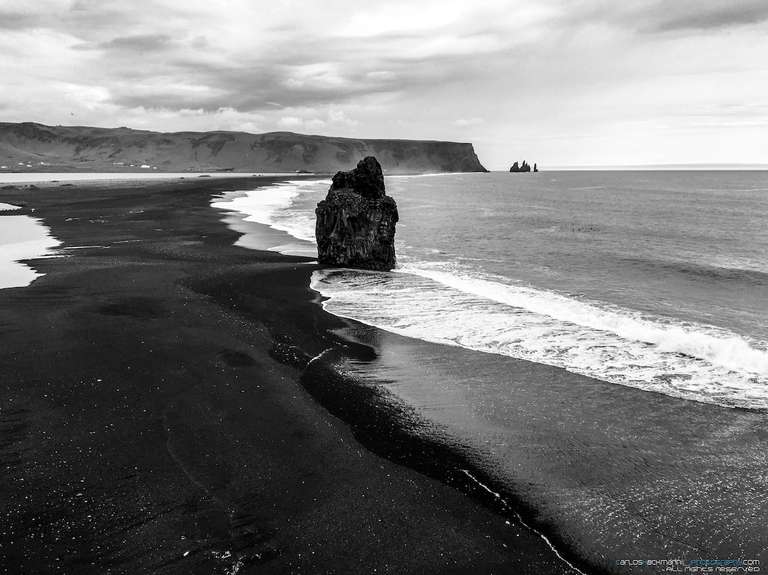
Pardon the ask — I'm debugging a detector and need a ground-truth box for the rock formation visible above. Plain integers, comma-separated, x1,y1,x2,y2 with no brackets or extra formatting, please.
315,156,398,270
533,163,538,172
510,160,533,173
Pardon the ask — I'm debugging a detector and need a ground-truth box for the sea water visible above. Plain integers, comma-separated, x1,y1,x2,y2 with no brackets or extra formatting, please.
0,205,61,289
214,171,768,566
215,171,768,410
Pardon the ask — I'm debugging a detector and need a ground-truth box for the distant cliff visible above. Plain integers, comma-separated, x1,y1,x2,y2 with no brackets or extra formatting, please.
0,122,487,174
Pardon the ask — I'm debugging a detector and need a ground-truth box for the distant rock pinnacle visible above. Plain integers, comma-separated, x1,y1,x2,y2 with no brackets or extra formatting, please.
510,160,533,173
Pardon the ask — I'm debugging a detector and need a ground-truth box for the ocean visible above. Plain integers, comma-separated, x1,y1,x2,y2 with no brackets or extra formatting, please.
0,171,763,569
0,203,60,289
213,170,768,568
213,171,768,573
213,171,768,411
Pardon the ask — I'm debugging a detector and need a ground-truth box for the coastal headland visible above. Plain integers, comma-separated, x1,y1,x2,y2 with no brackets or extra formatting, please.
0,177,572,574
0,122,487,174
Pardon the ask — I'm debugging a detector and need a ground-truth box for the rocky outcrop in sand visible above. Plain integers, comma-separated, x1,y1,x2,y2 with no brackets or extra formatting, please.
315,156,398,270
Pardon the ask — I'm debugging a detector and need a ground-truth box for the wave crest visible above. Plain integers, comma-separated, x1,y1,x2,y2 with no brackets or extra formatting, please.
312,265,768,410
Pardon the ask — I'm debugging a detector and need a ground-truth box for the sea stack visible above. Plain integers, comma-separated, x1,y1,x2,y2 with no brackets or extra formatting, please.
510,160,532,173
315,156,398,271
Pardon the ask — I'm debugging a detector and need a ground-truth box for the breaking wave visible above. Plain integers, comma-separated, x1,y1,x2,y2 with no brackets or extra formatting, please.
211,179,328,243
311,264,768,410
211,178,768,410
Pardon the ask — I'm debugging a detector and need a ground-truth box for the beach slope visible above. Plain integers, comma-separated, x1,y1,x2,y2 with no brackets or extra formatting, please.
0,177,568,574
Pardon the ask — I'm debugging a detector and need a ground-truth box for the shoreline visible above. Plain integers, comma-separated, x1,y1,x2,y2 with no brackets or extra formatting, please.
0,172,326,187
209,176,766,570
2,176,765,573
186,252,593,574
192,179,593,572
0,177,576,574
292,325,595,575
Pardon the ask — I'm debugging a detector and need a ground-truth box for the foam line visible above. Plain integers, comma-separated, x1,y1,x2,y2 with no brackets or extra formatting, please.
310,268,768,410
211,180,327,243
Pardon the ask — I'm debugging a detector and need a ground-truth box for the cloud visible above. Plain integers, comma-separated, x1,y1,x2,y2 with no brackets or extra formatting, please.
277,116,303,128
1,0,768,167
0,9,37,29
96,33,174,51
453,117,484,127
93,35,494,114
272,108,357,132
649,1,768,32
563,0,768,34
0,0,542,116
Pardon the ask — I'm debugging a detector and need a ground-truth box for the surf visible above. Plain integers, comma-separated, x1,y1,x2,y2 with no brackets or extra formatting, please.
215,175,768,410
311,266,768,410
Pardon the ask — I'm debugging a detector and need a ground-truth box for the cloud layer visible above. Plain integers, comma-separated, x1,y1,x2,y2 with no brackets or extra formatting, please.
1,0,767,167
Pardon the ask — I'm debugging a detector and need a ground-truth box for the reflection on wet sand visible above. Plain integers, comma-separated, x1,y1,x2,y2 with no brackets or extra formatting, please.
0,213,60,289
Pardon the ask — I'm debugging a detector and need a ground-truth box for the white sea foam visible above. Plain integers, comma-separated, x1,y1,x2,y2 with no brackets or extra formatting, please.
311,266,768,410
211,179,328,253
214,177,768,409
400,264,768,376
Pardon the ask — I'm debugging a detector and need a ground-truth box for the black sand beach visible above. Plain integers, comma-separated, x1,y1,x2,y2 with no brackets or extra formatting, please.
0,178,575,574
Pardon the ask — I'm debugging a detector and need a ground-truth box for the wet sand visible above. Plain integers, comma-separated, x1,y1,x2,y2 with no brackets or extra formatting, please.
0,178,573,574
321,324,768,573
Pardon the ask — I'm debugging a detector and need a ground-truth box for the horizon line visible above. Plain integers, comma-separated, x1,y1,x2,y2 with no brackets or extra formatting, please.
538,163,768,171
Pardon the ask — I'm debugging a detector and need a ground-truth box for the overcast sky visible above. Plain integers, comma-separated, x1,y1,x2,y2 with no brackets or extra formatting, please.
1,0,767,169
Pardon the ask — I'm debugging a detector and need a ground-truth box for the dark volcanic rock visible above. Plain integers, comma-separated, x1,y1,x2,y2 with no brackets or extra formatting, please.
315,156,398,271
509,160,533,173
330,156,386,199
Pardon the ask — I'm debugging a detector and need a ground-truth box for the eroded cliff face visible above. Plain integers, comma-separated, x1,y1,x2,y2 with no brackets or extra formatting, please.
0,122,487,174
315,157,398,271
